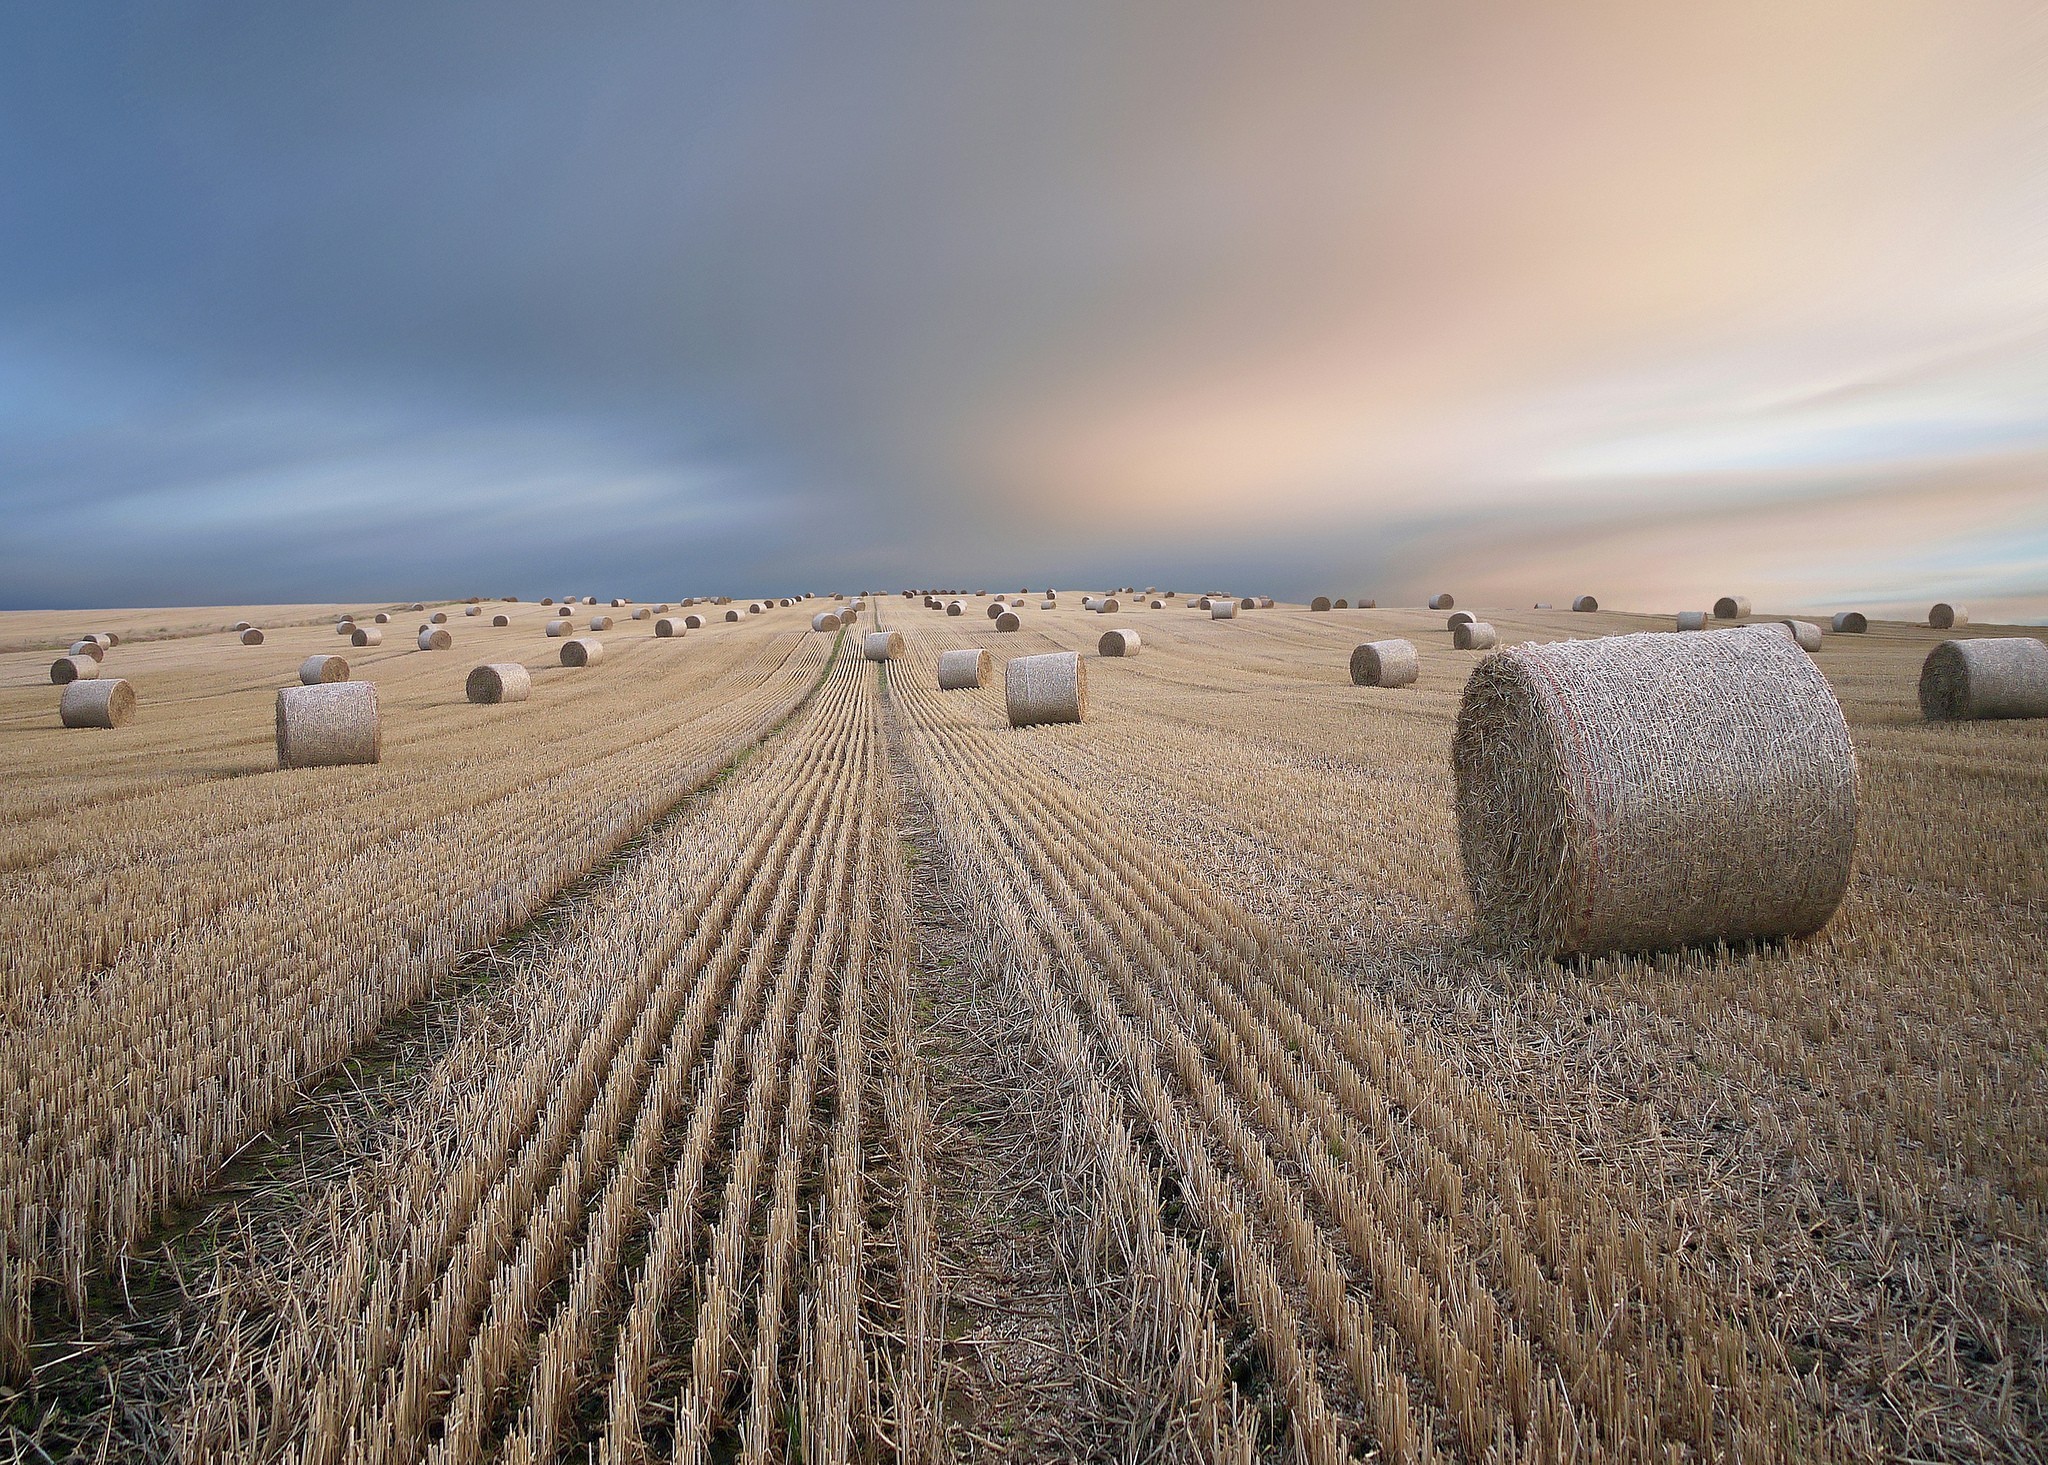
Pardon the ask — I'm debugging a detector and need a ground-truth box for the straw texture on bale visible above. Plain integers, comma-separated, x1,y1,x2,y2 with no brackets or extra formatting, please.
560,637,604,667
1928,602,1968,630
418,626,453,650
1447,611,1474,630
1779,620,1823,653
466,662,533,704
276,682,381,768
1350,640,1419,688
1453,623,1857,957
725,609,740,622
298,654,350,685
240,628,266,645
936,648,992,689
1919,637,2048,721
997,611,1022,631
61,677,135,728
1831,611,1869,634
350,626,383,647
1428,593,1455,610
1005,651,1087,726
862,630,905,662
1675,611,1709,631
1311,597,1331,612
1572,595,1599,612
1454,621,1498,650
50,656,99,685
1098,629,1140,657
68,640,106,662
1712,596,1752,621
687,614,706,628
589,615,614,631
1211,601,1237,619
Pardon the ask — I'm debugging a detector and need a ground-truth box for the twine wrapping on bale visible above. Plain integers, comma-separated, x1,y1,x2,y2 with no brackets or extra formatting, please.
1919,637,2048,721
1675,611,1709,632
50,655,99,685
1006,651,1087,726
277,681,381,768
1928,602,1969,630
1831,611,1869,634
997,611,1022,631
1098,629,1140,657
61,678,135,728
1713,596,1753,621
418,627,452,651
1350,640,1419,688
561,637,604,667
1428,593,1455,610
656,617,683,637
1447,611,1474,630
1778,620,1823,653
1454,621,1498,650
1311,597,1332,612
298,654,350,685
351,626,384,647
863,630,905,662
1572,596,1599,612
1453,623,1857,958
467,662,533,704
589,615,614,631
68,640,106,662
937,648,992,689
241,628,266,645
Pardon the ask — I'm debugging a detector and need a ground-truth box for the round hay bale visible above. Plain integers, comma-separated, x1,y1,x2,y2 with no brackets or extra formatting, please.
464,605,481,617
1533,603,1553,610
996,611,1022,631
350,626,384,647
1831,611,1869,634
1149,599,1164,609
374,612,391,624
560,637,604,667
1098,629,1140,657
545,620,572,637
837,608,859,628
1919,637,2048,721
612,598,628,608
724,609,740,622
632,607,650,620
417,627,452,651
61,677,135,728
335,620,356,635
687,614,706,629
1311,596,1332,612
542,597,555,606
1333,599,1349,609
986,601,1007,620
90,631,119,647
240,628,266,645
467,662,533,703
812,611,840,631
1428,593,1455,610
230,620,251,632
1675,611,1709,632
50,655,99,685
1453,624,1857,957
1454,621,1498,650
1238,597,1256,610
409,603,426,612
583,596,596,605
655,617,683,637
1572,595,1599,613
1712,596,1752,621
68,639,106,662
1928,602,1968,630
1778,619,1823,653
1211,600,1237,620
1350,639,1419,688
1082,596,1104,612
1099,597,1121,613
298,654,350,685
1006,651,1086,726
277,681,380,768
1256,596,1275,609
588,615,613,631
748,602,764,614
431,611,449,624
862,630,905,662
1039,600,1056,610
937,648,992,689
654,604,670,614
1359,599,1377,609
1447,611,1474,630
946,601,964,616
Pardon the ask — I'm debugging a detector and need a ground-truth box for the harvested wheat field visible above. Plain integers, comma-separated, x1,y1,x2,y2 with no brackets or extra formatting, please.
1,595,2043,1464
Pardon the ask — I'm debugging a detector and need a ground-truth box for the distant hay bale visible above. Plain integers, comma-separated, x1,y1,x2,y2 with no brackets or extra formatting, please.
583,596,597,605
298,654,350,685
231,621,252,632
348,625,384,647
655,617,683,637
654,603,670,613
748,602,764,614
1830,611,1868,634
612,598,628,607
1099,597,1121,613
483,612,507,627
986,601,1007,620
1675,611,1709,631
89,631,119,647
632,607,651,620
277,682,380,768
464,605,481,617
725,609,740,622
812,611,840,631
545,620,571,637
862,630,905,662
374,612,391,624
1919,637,2048,721
1350,640,1419,688
937,648,992,689
687,614,706,629
1778,619,1823,653
1333,598,1348,609
1083,596,1105,612
1454,621,1498,650
431,611,449,623
1238,597,1256,610
588,615,613,631
1533,603,1553,611
68,640,106,662
1359,599,1377,609
1098,629,1140,657
50,655,99,684
1039,600,1055,610
560,637,604,667
1447,611,1474,630
1453,624,1857,957
1149,599,1164,609
1211,601,1237,619
1928,602,1968,630
409,603,426,612
997,611,1022,631
1256,597,1275,609
240,628,266,645
335,620,356,635
946,601,964,616
1006,651,1086,726
1428,593,1455,610
541,597,555,606
837,608,859,627
1572,595,1599,612
1311,597,1332,612
61,678,135,728
467,662,533,703
417,627,452,651
1713,596,1752,620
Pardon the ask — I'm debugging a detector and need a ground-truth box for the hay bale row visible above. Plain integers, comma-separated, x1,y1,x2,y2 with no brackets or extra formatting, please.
1919,637,2048,721
277,682,381,768
937,648,992,689
1452,624,1857,957
466,662,532,704
1350,640,1418,688
61,678,135,728
298,654,350,685
1006,651,1086,726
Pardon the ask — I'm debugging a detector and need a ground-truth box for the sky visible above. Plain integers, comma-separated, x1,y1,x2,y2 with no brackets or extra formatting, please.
3,2,2046,618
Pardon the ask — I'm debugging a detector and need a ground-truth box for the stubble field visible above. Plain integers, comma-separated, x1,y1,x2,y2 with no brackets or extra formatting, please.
1,593,2041,1463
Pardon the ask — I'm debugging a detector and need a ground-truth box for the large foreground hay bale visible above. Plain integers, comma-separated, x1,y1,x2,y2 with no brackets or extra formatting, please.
61,678,135,728
298,654,351,685
50,655,98,684
1572,595,1599,612
1713,596,1752,620
277,682,381,768
1453,624,1857,957
1428,593,1455,610
1454,621,1498,650
1778,620,1823,653
937,648,992,689
1350,640,1418,688
1919,637,2048,721
240,628,266,645
863,630,905,662
996,611,1021,631
1830,611,1868,634
560,637,604,667
1006,651,1086,726
467,662,533,703
68,640,106,662
418,627,452,651
1211,601,1237,620
1098,629,1140,657
1928,602,1968,630
1674,611,1709,631
351,626,384,647
1311,597,1332,612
